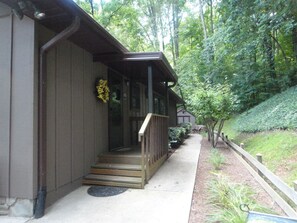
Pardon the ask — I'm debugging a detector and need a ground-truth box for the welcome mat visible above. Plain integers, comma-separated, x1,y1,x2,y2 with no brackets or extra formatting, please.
87,186,128,197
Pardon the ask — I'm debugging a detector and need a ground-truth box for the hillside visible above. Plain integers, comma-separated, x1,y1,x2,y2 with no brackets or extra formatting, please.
222,86,297,186
235,86,297,133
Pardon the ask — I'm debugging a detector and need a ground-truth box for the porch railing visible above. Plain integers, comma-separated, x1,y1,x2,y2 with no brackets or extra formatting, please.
138,113,169,188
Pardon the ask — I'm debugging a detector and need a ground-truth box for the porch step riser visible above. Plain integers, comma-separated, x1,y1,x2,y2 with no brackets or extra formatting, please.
98,156,141,165
83,174,143,189
90,168,142,177
83,180,142,189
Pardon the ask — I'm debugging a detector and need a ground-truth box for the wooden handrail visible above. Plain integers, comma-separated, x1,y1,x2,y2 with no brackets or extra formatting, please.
138,113,169,188
138,113,153,142
138,113,169,141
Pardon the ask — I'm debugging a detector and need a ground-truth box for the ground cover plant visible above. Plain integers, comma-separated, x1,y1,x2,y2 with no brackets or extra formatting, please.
209,148,225,170
207,174,273,223
235,86,297,133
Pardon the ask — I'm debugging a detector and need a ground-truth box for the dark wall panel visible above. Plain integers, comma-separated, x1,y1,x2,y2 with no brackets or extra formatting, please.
46,48,57,193
56,41,72,187
169,100,177,127
71,45,84,181
0,7,12,197
83,52,95,174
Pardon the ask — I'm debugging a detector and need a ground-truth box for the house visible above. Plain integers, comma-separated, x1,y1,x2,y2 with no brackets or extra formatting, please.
0,0,182,218
177,109,196,127
168,89,185,127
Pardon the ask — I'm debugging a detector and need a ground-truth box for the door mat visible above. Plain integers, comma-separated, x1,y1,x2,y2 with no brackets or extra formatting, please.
87,186,128,197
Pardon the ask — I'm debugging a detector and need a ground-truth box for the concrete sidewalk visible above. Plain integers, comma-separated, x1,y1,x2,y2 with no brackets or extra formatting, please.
2,134,201,223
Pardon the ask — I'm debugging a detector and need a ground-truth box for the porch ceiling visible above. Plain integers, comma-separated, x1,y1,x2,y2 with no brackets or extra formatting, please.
94,52,178,83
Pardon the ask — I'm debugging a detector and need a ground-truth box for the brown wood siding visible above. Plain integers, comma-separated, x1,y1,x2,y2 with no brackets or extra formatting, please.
40,25,109,205
168,100,177,127
71,46,85,181
94,64,108,155
0,11,37,199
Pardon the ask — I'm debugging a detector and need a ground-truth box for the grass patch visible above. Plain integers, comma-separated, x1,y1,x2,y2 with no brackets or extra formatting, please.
238,131,297,186
221,116,240,140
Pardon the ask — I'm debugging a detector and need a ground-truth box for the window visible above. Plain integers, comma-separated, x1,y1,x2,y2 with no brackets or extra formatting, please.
130,83,140,110
154,95,166,115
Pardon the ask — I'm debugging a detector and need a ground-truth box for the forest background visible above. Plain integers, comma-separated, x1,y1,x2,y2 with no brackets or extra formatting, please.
75,0,297,113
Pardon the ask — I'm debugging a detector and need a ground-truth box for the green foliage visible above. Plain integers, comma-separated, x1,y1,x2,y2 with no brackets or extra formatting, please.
207,174,273,223
177,122,192,136
168,123,192,148
220,116,240,140
235,86,297,132
75,0,297,112
188,83,235,147
168,127,185,147
209,149,225,170
177,0,297,112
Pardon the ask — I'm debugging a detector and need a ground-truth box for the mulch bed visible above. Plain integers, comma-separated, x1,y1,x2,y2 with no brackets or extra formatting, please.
189,136,284,223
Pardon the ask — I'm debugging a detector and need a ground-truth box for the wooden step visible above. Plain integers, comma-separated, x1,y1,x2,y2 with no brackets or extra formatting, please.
90,168,142,177
97,154,141,165
92,163,141,171
84,174,142,184
90,163,142,177
82,179,142,189
83,174,143,189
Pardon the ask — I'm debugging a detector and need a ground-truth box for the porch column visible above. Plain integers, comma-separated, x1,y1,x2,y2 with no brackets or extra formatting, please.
165,81,169,115
148,64,153,113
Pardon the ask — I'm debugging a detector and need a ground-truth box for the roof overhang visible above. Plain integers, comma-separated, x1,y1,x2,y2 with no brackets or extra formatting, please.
94,52,178,83
1,0,128,55
1,0,177,83
168,89,184,104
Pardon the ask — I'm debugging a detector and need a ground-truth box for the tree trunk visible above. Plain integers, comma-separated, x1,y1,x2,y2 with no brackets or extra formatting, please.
214,119,224,147
264,35,276,78
293,27,297,62
147,0,160,50
173,0,180,59
198,0,207,40
209,0,214,35
88,0,94,15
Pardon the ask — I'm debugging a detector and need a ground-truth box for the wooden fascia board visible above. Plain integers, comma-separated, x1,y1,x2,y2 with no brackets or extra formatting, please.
94,52,177,83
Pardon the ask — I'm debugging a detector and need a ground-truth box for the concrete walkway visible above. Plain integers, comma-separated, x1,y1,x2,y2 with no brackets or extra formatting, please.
2,134,201,223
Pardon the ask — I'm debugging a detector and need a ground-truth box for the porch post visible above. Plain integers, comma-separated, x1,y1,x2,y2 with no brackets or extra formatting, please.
165,81,169,115
148,64,153,113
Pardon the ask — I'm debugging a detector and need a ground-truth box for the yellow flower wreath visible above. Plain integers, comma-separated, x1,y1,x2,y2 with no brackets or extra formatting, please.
96,79,110,103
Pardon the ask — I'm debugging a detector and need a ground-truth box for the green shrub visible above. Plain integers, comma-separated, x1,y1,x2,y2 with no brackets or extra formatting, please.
168,127,186,147
178,122,192,136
